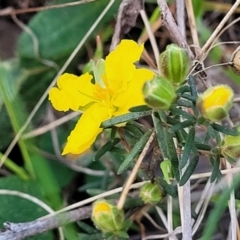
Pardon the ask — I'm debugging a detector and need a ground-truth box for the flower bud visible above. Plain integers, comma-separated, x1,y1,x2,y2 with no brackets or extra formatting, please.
196,85,234,122
140,182,163,205
159,44,190,86
91,199,125,233
143,76,176,110
221,127,240,159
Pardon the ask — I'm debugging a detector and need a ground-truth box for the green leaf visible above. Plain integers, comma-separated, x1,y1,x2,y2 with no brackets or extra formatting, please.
117,130,152,174
94,138,121,161
17,0,120,67
194,142,211,151
180,127,195,169
170,120,196,132
0,175,54,240
176,99,193,107
181,93,197,102
176,85,190,94
101,110,152,128
210,156,222,183
207,124,221,145
211,123,240,136
179,154,199,186
124,124,144,139
156,177,178,198
165,127,180,181
170,106,196,121
152,112,169,159
0,61,62,208
201,173,240,239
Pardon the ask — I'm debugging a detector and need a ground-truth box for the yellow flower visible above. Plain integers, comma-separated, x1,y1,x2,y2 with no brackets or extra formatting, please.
197,85,234,122
49,40,155,155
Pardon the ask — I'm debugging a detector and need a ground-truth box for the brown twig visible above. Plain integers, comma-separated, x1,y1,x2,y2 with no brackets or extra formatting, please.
156,0,194,59
110,0,143,51
0,206,92,240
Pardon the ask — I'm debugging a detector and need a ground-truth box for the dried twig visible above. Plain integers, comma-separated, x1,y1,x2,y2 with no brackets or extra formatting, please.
110,0,143,51
156,0,194,59
0,206,92,240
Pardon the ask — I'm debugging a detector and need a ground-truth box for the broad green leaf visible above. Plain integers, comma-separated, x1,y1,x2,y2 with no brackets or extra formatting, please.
17,0,120,67
117,130,152,174
0,61,62,208
0,175,54,240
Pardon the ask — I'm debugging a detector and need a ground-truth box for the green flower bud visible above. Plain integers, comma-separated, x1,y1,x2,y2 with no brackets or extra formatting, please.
140,182,163,205
143,76,176,110
196,85,234,122
221,127,240,159
91,199,125,233
159,44,190,86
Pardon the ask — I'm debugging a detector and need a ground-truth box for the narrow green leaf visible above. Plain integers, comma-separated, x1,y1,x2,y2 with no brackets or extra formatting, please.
194,142,211,151
176,99,193,107
101,110,152,128
165,127,180,181
207,124,221,145
124,124,144,139
110,127,117,141
179,154,199,186
129,105,151,112
170,106,196,121
210,156,222,182
201,173,240,239
94,138,120,161
176,85,190,94
156,177,178,197
170,120,195,132
181,93,197,102
211,123,240,136
117,130,152,174
152,112,169,159
188,75,198,97
180,127,195,169
203,131,211,144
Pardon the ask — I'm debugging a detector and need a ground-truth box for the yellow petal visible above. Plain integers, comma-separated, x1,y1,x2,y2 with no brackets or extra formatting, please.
62,104,111,155
104,40,144,94
49,73,96,112
113,68,155,116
